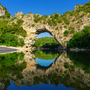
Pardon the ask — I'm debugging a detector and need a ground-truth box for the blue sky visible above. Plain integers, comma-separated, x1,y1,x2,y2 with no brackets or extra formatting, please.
0,0,90,38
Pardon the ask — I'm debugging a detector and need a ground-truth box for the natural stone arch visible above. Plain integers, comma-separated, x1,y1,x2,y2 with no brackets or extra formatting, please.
23,25,64,50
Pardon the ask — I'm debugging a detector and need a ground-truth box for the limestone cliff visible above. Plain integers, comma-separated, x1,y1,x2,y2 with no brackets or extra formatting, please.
0,4,5,16
6,1,90,48
0,3,12,19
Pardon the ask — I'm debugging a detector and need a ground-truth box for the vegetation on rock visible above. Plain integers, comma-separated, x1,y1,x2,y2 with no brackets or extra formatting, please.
64,30,70,36
1,1,90,48
0,3,11,19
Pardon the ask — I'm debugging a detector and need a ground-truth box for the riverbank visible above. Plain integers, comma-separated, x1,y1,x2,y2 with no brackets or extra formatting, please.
0,45,25,54
68,48,90,52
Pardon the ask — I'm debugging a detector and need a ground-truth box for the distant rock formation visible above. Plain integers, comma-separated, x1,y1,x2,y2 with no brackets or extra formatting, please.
14,11,24,19
0,5,5,16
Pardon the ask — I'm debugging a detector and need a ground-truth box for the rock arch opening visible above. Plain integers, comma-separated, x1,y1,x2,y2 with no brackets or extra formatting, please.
33,28,61,48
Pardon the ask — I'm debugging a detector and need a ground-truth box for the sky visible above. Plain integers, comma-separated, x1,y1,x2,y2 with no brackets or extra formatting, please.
0,0,90,38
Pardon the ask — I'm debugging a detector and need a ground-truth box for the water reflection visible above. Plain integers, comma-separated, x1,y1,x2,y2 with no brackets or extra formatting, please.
67,51,90,73
35,58,55,67
33,50,59,67
7,81,74,90
0,50,90,90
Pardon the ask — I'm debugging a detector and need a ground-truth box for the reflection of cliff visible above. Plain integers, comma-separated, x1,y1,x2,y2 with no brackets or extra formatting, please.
13,51,90,90
0,51,90,90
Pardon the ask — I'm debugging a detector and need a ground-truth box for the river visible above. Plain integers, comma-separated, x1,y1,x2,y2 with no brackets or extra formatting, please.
0,49,90,90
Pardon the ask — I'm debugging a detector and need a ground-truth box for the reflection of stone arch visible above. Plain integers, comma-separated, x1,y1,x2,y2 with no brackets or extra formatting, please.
19,51,90,90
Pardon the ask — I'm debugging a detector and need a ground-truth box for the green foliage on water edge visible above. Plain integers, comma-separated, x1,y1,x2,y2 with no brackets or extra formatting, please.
33,50,59,60
33,37,59,48
67,51,90,73
0,20,27,47
67,26,90,49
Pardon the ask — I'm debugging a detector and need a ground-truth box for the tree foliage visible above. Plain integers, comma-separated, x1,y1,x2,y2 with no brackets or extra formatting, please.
67,26,90,48
0,20,27,47
33,37,59,48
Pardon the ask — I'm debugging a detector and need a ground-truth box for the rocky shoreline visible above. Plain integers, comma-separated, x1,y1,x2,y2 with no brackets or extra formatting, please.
0,45,90,54
68,47,90,52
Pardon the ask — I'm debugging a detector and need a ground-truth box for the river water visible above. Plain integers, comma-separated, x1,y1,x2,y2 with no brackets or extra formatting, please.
0,50,90,90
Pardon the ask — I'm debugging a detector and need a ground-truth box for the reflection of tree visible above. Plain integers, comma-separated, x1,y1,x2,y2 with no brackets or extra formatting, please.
0,52,24,67
67,51,90,73
0,52,26,90
33,50,59,60
0,51,90,90
33,71,89,90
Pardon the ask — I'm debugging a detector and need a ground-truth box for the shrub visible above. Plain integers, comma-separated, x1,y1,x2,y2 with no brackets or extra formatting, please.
64,30,69,36
17,19,24,25
64,19,70,25
1,15,6,19
70,29,75,34
80,13,85,18
34,18,39,23
72,18,75,22
64,25,67,28
58,19,62,23
31,24,35,27
64,63,69,69
5,12,11,18
19,38,24,47
55,27,58,30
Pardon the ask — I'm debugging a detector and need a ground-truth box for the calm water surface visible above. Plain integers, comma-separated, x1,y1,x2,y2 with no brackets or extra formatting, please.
0,50,90,90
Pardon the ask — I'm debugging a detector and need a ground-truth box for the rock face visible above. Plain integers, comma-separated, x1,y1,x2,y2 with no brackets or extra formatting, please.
0,5,5,16
9,2,90,49
23,24,63,49
14,11,24,19
0,83,5,90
